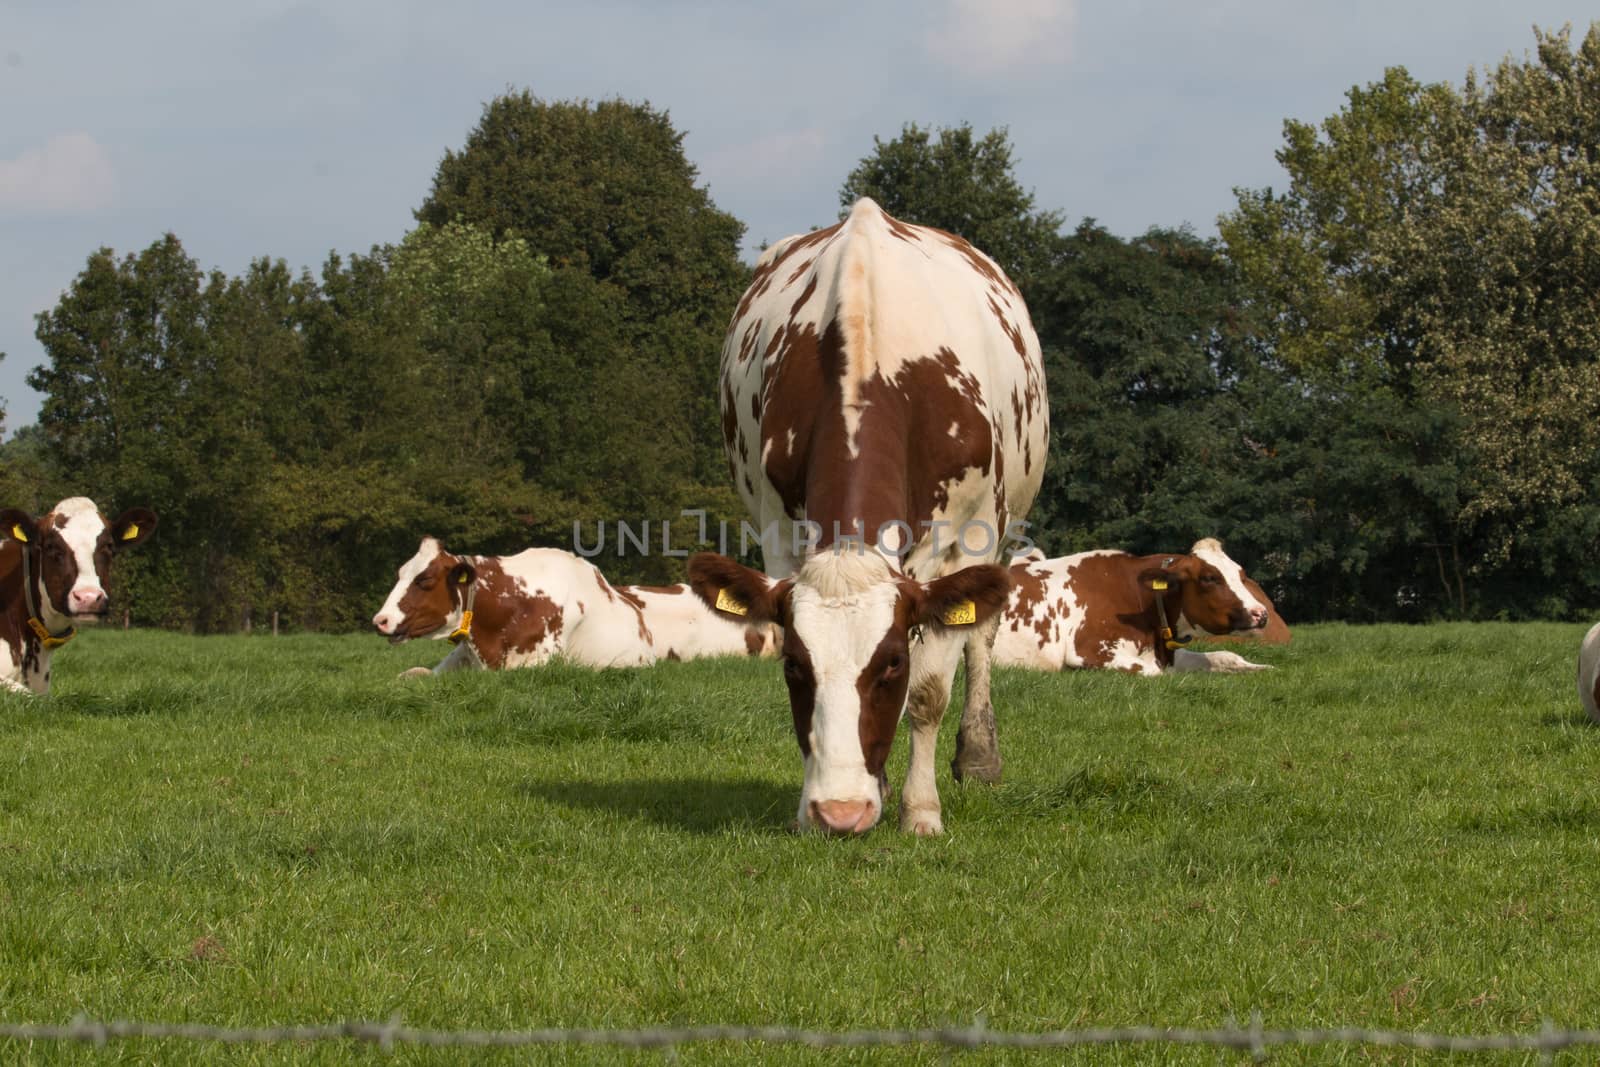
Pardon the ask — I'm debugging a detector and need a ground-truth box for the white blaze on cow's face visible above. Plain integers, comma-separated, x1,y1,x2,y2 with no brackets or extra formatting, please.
372,537,468,642
780,552,910,835
1187,538,1268,631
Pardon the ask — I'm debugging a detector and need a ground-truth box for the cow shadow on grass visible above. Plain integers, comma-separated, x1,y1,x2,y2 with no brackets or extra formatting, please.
517,775,796,835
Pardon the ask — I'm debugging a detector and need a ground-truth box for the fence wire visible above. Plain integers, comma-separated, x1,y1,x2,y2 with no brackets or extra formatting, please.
1,1015,1597,1057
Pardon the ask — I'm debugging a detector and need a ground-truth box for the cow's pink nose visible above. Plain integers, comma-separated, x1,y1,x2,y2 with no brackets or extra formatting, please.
373,613,392,633
809,799,878,835
1251,607,1269,627
69,588,107,615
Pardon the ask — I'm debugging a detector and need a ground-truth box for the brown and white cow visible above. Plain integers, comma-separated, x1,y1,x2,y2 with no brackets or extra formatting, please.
0,497,157,694
372,537,776,676
687,198,1049,836
994,538,1272,675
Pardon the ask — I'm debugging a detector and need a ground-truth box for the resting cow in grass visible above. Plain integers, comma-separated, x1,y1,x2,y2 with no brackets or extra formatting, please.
372,537,777,677
0,497,157,694
687,198,1048,836
1578,622,1600,723
993,538,1273,675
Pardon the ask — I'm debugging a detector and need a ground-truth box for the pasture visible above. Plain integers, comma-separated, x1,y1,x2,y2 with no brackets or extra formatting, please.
2,622,1598,1063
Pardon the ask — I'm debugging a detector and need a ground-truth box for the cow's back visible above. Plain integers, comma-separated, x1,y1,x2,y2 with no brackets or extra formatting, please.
720,198,1048,580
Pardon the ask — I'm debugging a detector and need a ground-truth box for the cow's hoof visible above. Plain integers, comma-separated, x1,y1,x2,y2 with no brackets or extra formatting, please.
900,808,944,836
951,755,1002,785
399,666,433,680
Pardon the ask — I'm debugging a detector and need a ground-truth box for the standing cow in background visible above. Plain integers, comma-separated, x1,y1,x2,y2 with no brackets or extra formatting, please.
688,198,1048,836
0,497,157,693
372,538,777,676
995,538,1273,675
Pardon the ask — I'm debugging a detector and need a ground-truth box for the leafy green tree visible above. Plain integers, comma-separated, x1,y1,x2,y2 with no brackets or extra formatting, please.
1221,22,1600,618
415,93,749,486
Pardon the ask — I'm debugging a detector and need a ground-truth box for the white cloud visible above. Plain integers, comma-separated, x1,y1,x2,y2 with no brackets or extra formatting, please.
0,133,117,215
924,0,1078,79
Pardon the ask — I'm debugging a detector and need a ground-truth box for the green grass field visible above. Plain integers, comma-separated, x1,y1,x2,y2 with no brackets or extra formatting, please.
2,622,1598,1064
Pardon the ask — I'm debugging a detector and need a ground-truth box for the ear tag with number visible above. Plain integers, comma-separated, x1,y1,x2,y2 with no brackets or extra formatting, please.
1151,578,1169,591
941,599,977,626
121,523,139,541
11,524,27,544
715,587,749,617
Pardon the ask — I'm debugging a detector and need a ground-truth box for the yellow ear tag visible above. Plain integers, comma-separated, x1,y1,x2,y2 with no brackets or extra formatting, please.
1151,578,1169,591
457,571,469,583
121,523,139,541
715,587,749,617
11,524,27,544
941,599,977,626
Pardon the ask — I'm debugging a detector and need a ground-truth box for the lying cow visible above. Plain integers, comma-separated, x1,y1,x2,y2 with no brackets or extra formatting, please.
1579,622,1600,723
372,537,777,676
993,538,1272,674
0,497,157,693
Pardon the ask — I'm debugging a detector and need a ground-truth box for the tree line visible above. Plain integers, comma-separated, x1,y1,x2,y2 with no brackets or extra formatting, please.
3,24,1599,630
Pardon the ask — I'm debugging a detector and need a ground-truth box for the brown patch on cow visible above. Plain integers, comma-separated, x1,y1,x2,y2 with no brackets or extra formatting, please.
1005,562,1058,642
781,629,816,757
1063,554,1161,670
743,628,769,657
854,593,920,776
720,379,741,460
469,575,564,668
987,294,1027,357
665,649,681,662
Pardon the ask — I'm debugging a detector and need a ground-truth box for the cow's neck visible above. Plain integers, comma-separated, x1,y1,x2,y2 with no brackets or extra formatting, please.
0,540,55,689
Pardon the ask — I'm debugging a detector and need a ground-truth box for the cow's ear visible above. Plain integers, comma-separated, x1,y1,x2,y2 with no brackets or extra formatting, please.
110,508,158,548
912,564,1011,632
449,560,477,588
686,552,790,626
1139,558,1195,591
0,508,39,546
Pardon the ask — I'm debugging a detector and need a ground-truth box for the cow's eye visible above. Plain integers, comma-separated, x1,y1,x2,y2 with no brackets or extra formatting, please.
878,652,907,684
414,575,435,589
782,657,810,684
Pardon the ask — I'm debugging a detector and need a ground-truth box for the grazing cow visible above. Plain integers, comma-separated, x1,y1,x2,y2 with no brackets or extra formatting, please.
0,497,157,694
372,538,776,676
687,198,1048,836
994,538,1272,674
1579,622,1600,724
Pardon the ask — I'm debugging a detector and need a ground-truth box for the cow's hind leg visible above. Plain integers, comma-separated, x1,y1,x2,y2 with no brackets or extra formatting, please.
952,613,1003,783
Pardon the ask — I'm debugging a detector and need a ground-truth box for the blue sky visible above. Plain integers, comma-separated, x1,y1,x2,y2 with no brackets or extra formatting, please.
0,1,1589,433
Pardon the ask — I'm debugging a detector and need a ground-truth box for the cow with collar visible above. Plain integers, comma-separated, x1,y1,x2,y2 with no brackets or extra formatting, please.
0,497,157,694
994,538,1272,674
372,537,777,676
687,198,1049,836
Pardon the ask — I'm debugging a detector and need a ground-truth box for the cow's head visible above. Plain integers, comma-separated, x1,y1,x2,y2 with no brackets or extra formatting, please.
688,549,1010,836
372,537,476,643
0,497,156,628
1144,539,1269,636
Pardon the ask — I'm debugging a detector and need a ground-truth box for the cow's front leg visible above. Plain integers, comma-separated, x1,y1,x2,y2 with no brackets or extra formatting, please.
901,674,950,835
1171,648,1272,673
952,613,1003,783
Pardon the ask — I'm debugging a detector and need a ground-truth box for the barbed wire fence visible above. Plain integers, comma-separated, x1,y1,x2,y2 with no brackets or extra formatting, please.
2,1015,1598,1058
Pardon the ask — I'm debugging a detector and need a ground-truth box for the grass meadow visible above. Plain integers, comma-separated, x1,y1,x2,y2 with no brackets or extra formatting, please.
2,621,1599,1064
